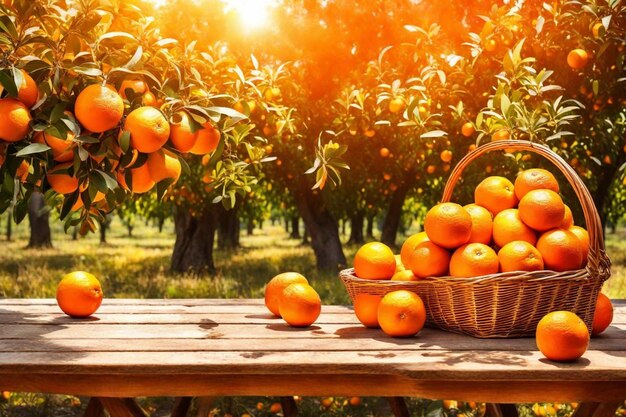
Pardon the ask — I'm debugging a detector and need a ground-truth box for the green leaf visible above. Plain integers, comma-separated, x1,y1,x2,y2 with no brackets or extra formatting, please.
124,45,143,69
15,143,51,157
156,178,174,200
89,171,107,193
13,199,28,224
0,70,18,97
206,106,248,122
50,102,66,123
60,191,79,219
119,130,131,153
98,31,136,43
420,130,447,139
95,170,118,190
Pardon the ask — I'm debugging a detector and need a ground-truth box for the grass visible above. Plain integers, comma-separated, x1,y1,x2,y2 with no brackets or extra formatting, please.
1,215,624,300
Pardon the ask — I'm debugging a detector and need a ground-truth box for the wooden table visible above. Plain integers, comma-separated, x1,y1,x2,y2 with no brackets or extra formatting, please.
0,299,624,417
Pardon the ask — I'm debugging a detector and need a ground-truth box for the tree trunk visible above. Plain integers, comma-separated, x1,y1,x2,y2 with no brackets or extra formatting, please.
293,185,346,270
6,212,11,242
302,225,309,245
99,221,107,244
72,227,78,241
347,210,365,245
341,219,347,236
157,217,165,233
381,182,410,248
259,220,264,230
217,204,240,249
127,225,133,237
171,205,217,274
290,216,300,239
366,214,375,239
284,217,290,233
27,191,52,248
247,219,254,235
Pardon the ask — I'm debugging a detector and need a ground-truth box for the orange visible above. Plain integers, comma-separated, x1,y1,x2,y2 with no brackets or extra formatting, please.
119,163,156,194
440,150,452,163
408,241,450,278
450,243,499,277
124,106,170,153
514,168,560,200
278,283,321,327
519,189,566,231
498,241,544,272
169,112,197,152
46,163,79,194
16,160,30,181
388,98,405,113
377,290,426,337
536,229,584,272
400,231,429,267
189,122,221,155
567,49,589,69
264,272,308,316
391,269,418,281
592,293,613,336
379,147,390,158
463,204,493,245
17,69,38,108
353,293,382,328
484,38,497,52
492,208,537,247
118,79,148,99
536,311,589,362
147,149,182,183
269,403,282,413
568,225,590,264
560,205,574,228
461,122,475,137
592,22,603,39
0,98,31,142
424,203,472,249
56,271,103,318
349,397,361,406
474,176,517,215
353,242,396,280
491,130,510,141
75,84,124,133
34,131,75,162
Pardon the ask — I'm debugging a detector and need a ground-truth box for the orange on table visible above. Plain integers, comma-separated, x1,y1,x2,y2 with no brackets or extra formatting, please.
463,204,493,245
170,112,197,152
75,84,124,133
536,311,589,362
461,122,475,137
492,208,537,247
377,290,426,337
408,241,450,278
124,106,171,153
400,231,429,267
514,168,560,200
264,272,308,316
17,69,38,108
498,241,544,272
147,149,182,183
569,225,590,264
474,176,518,215
536,229,584,272
189,122,221,155
46,163,79,194
34,131,75,162
592,293,613,336
56,271,103,318
353,293,382,328
391,269,418,281
0,98,31,142
560,205,574,228
519,189,566,231
450,243,499,278
278,283,321,327
353,242,396,280
567,49,589,69
424,202,472,249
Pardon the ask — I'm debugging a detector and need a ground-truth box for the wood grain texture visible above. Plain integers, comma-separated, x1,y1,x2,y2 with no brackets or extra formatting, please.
0,299,624,403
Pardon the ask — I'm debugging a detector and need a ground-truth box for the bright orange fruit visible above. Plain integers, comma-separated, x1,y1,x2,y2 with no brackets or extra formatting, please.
518,189,566,231
353,242,396,280
449,243,499,278
536,311,589,362
474,176,518,215
498,241,544,272
264,272,308,317
592,293,613,336
424,203,472,249
353,293,382,328
278,283,321,327
377,290,426,337
56,271,103,318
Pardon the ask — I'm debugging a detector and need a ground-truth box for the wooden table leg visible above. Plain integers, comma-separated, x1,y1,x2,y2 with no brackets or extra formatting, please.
386,397,410,417
98,398,148,417
171,397,192,417
83,398,104,417
572,402,623,417
195,397,216,417
280,396,298,417
488,404,518,417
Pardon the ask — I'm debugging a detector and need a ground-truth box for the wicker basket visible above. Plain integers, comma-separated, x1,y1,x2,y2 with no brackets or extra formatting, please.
340,140,611,338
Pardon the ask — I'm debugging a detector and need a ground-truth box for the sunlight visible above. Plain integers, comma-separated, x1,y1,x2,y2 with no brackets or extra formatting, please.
222,0,277,30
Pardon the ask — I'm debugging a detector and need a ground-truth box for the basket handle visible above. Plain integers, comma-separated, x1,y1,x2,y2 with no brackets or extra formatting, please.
441,139,609,274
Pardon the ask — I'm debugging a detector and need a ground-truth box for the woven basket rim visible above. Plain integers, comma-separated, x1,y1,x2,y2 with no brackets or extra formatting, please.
339,267,596,284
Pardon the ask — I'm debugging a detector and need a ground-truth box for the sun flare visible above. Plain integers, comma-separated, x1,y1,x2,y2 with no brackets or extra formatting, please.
222,0,277,30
